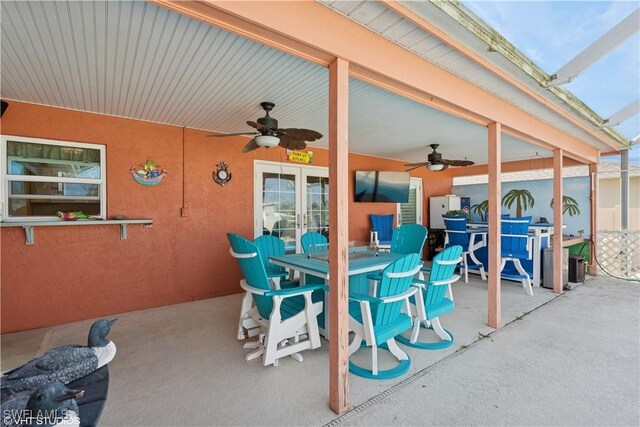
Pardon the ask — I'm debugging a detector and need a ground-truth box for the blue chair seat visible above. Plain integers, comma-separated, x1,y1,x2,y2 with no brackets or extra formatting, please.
378,239,391,246
502,250,529,259
423,297,454,320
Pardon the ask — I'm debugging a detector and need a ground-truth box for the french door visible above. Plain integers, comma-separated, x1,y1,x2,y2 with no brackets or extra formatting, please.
254,161,329,253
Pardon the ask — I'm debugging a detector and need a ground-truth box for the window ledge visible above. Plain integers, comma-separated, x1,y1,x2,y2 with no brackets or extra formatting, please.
0,219,153,245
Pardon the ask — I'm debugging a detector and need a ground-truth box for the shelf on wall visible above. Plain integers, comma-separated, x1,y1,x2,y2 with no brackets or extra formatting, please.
0,219,153,245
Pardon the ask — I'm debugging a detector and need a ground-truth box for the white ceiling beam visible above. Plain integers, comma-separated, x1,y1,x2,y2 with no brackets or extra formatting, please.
548,8,639,87
602,99,640,127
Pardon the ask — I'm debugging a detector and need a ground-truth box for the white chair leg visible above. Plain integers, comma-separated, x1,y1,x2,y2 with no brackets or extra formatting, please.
479,265,487,281
431,317,452,341
290,353,303,362
270,276,281,290
371,343,378,376
410,320,421,344
237,291,253,340
513,259,534,296
349,334,363,356
387,338,409,361
446,284,453,301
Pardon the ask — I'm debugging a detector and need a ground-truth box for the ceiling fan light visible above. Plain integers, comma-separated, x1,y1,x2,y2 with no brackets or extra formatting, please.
428,163,445,171
255,135,279,148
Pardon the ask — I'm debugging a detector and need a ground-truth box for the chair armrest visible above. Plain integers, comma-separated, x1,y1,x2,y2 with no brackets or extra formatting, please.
378,287,417,303
349,292,379,303
265,283,327,297
266,271,288,279
413,275,461,288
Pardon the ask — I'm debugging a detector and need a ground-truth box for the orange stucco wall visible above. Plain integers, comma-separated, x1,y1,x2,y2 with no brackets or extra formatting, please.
0,102,451,333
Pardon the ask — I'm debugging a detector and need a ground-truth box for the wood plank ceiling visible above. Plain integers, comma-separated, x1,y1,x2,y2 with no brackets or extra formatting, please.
1,0,549,165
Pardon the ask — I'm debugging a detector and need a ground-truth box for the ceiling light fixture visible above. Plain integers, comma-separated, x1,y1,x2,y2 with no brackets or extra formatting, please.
254,135,279,148
428,163,445,171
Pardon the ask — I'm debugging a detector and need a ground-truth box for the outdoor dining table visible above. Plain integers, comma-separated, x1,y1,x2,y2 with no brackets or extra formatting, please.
269,247,406,337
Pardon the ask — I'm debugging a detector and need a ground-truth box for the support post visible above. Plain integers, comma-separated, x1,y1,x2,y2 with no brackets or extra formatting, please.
621,148,629,231
589,162,598,275
553,149,564,294
487,122,501,328
328,57,349,415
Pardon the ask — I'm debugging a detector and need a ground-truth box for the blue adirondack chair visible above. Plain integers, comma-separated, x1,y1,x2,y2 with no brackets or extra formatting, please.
500,216,534,295
253,235,296,290
228,233,325,366
348,253,422,379
301,231,328,254
370,214,394,250
397,245,462,350
443,215,486,282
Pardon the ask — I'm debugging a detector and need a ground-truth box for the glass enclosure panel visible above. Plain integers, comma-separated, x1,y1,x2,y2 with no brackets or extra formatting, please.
10,181,100,197
8,198,100,217
306,175,329,236
7,141,101,178
262,172,297,253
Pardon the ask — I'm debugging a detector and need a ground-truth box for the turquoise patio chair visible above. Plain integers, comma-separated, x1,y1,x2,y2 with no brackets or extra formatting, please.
228,233,325,366
390,223,428,255
301,231,328,254
253,235,296,290
348,253,422,379
500,216,534,296
367,224,427,290
443,215,486,283
397,245,462,350
370,214,394,250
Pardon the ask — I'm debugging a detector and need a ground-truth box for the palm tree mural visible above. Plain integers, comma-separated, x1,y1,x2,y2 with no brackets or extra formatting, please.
471,200,488,222
550,195,580,216
502,189,535,218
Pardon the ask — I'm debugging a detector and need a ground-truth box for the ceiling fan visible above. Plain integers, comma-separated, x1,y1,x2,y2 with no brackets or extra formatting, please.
405,144,475,172
206,102,323,153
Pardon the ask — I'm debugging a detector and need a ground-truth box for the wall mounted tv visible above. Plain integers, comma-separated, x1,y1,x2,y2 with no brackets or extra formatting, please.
354,171,410,203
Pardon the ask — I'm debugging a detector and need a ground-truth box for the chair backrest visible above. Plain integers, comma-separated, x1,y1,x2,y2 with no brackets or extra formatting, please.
391,224,428,255
501,216,532,258
374,253,421,327
227,233,273,319
443,215,469,248
253,235,286,275
370,214,394,241
424,245,462,307
301,231,328,254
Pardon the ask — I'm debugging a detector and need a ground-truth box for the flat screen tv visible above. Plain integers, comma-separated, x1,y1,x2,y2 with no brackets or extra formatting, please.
354,171,410,203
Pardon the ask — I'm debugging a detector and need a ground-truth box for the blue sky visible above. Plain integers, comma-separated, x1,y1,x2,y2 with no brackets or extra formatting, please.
464,1,639,165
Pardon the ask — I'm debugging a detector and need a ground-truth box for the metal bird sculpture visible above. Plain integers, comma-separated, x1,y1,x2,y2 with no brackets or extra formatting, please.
1,381,83,427
1,319,117,399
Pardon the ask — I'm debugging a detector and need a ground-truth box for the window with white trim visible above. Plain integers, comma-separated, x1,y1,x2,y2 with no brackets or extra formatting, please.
1,136,106,221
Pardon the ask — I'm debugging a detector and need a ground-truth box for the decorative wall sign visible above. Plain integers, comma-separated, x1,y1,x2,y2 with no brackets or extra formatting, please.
213,161,232,186
286,149,313,164
130,158,167,187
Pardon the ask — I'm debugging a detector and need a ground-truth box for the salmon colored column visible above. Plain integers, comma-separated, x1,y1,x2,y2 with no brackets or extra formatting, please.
589,162,598,275
328,57,350,414
487,122,501,328
553,149,564,294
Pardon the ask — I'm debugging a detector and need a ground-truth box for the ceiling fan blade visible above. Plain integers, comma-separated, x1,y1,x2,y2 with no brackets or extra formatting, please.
277,128,323,141
441,159,475,166
242,137,261,153
405,164,429,172
278,135,307,151
206,132,259,137
404,162,430,167
246,120,274,134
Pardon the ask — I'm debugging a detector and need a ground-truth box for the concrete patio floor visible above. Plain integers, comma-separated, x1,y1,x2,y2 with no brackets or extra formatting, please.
2,275,638,426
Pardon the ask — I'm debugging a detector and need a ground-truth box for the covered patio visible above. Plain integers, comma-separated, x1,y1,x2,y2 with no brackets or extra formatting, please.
2,274,560,425
1,0,634,421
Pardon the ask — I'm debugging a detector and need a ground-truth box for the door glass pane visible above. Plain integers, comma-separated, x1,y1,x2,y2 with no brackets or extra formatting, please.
399,187,417,224
262,172,297,253
306,175,329,237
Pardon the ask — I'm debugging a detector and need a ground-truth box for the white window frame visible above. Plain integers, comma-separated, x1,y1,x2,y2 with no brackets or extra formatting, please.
0,135,107,222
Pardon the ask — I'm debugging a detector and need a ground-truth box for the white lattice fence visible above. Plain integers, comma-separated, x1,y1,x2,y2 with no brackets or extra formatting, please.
596,231,640,280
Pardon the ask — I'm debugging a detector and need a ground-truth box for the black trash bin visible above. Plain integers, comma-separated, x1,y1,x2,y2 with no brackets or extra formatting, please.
569,255,585,283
